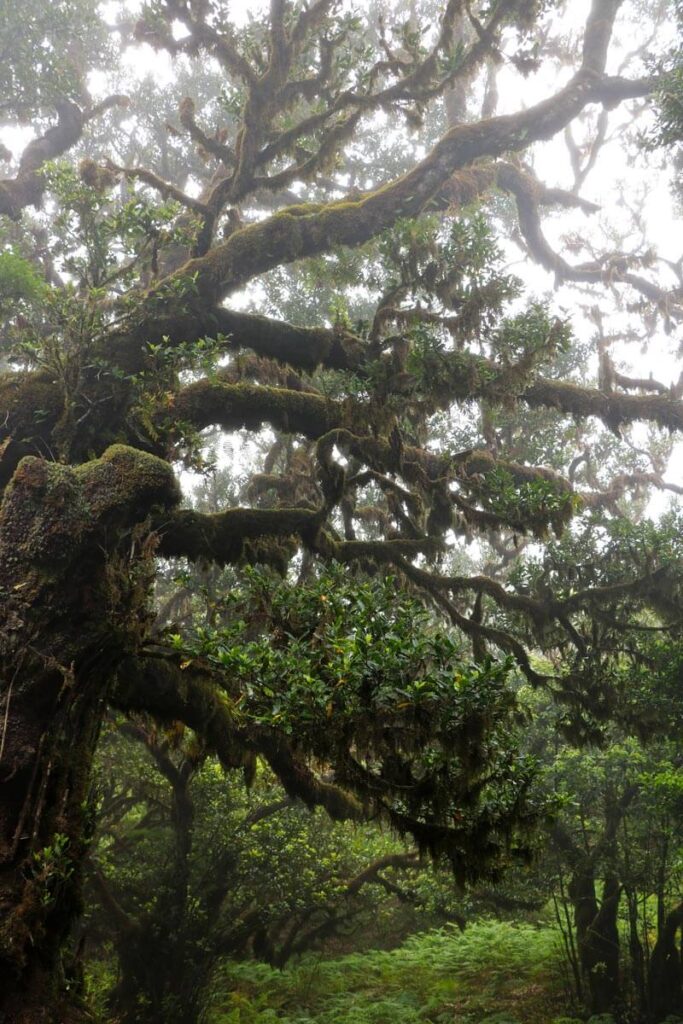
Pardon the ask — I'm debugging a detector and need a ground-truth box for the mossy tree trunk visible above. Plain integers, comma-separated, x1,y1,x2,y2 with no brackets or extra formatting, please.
0,447,177,1023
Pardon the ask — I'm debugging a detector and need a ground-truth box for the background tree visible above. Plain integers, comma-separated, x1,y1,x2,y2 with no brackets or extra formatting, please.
87,719,428,1024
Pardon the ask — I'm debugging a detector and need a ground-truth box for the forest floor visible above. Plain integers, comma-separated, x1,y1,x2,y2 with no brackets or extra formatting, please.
209,920,581,1024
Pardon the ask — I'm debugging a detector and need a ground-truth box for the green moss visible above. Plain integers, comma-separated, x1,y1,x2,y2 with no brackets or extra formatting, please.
169,380,339,440
0,458,88,575
0,370,61,437
0,447,178,588
160,507,321,565
75,444,180,520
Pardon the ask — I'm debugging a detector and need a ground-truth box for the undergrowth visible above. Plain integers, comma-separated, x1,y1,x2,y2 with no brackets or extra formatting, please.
209,920,577,1024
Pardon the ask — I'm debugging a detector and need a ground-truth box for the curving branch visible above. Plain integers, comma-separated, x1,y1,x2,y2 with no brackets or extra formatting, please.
111,654,366,822
0,96,128,219
499,162,683,322
103,158,211,217
0,101,84,218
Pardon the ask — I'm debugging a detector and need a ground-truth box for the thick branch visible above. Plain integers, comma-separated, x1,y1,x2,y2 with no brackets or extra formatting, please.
168,73,639,300
0,101,84,218
167,378,342,438
179,324,683,437
158,505,324,564
111,655,365,822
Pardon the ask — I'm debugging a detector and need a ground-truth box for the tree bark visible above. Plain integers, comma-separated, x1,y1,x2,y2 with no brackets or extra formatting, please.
0,447,178,1022
648,900,683,1023
568,861,621,1016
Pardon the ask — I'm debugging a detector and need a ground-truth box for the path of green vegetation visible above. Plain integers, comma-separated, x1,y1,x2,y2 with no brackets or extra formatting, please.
210,921,583,1024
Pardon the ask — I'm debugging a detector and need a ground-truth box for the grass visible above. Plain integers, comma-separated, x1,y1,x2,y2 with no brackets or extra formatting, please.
208,920,579,1024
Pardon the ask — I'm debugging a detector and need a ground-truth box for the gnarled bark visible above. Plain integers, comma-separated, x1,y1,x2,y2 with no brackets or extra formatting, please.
0,447,178,1022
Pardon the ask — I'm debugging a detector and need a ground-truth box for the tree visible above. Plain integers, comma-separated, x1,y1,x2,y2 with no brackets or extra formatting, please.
0,1,682,1020
86,719,429,1024
542,635,683,1022
547,731,683,1019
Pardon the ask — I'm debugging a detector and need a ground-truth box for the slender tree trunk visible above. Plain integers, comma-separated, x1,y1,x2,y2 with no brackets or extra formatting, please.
624,885,646,1017
0,448,177,1022
556,867,583,1002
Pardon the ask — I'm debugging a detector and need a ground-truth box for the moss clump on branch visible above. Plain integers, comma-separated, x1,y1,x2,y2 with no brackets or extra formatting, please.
167,379,342,439
0,445,178,600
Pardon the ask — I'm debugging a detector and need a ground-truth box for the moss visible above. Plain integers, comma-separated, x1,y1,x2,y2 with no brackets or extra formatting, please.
241,536,299,574
258,734,365,822
0,458,88,578
75,444,180,521
460,449,571,491
168,380,340,441
0,370,62,439
215,309,364,372
143,163,447,308
525,378,683,434
159,506,322,565
0,447,178,585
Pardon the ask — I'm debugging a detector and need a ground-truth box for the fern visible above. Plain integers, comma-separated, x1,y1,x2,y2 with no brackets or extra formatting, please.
211,921,568,1024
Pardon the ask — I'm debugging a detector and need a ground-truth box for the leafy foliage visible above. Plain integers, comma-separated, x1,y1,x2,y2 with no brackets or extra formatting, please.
0,0,109,118
173,564,540,879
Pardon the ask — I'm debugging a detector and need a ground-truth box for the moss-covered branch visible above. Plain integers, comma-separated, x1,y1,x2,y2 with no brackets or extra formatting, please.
499,162,682,322
110,0,652,370
167,378,343,438
111,655,366,821
0,96,128,220
215,308,365,369
153,71,639,302
0,100,84,219
157,506,324,564
180,325,683,437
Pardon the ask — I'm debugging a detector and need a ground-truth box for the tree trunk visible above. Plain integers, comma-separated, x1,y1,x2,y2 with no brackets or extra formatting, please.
569,862,621,1016
648,901,683,1023
0,448,177,1022
624,884,646,1017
